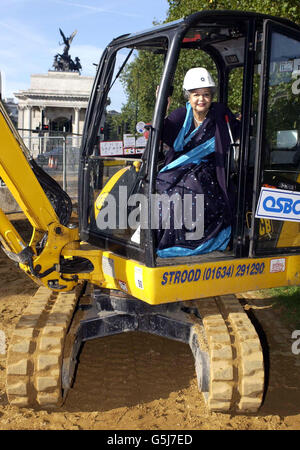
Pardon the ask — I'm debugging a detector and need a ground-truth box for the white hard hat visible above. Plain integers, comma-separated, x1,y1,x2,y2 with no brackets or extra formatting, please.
183,67,216,91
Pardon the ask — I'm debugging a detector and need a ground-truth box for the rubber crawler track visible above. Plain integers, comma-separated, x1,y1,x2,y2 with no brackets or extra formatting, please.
6,288,265,413
194,294,265,413
6,286,80,408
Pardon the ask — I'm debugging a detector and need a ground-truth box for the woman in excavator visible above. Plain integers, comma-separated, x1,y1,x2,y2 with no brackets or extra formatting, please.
156,68,240,257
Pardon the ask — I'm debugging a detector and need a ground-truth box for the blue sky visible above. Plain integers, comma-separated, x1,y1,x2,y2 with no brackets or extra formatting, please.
0,0,169,102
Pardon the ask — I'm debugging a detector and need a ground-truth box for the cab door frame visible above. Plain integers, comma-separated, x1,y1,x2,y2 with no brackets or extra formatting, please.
249,19,300,257
232,18,257,258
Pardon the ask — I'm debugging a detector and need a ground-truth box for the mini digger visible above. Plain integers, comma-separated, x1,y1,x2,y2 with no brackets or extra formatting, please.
0,10,300,413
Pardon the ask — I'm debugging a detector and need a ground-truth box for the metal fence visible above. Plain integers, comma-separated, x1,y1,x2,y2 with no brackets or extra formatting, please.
22,134,82,203
0,134,82,214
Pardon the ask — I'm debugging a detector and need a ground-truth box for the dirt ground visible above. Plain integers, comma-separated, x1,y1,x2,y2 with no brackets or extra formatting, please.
0,215,300,430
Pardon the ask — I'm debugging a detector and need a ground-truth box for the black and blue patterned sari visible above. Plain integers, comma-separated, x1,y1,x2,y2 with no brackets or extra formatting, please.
155,102,239,258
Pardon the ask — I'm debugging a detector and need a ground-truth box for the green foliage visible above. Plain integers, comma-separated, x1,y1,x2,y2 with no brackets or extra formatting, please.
166,0,300,24
227,67,243,114
260,286,300,328
112,51,165,133
120,51,165,124
104,113,121,140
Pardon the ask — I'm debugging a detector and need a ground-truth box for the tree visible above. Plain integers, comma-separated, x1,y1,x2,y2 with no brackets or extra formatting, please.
165,0,300,112
113,1,300,128
120,51,165,127
166,0,300,23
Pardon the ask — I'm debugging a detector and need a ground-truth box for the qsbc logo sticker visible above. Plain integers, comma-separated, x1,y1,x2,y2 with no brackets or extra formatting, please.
255,187,300,222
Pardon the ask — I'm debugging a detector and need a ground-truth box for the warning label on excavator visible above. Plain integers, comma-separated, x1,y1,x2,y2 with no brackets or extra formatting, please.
102,256,115,278
118,280,128,292
134,266,144,289
270,258,286,273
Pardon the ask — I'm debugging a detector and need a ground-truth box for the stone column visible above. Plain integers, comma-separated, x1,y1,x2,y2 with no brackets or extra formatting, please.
39,106,45,154
74,107,80,147
74,107,80,133
18,106,25,138
26,105,32,153
39,106,44,130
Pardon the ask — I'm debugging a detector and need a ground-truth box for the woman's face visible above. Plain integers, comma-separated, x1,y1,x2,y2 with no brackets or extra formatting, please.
189,88,213,116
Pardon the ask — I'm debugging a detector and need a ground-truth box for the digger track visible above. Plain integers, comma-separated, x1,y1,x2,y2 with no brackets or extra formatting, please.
6,287,265,413
6,286,80,408
193,295,265,413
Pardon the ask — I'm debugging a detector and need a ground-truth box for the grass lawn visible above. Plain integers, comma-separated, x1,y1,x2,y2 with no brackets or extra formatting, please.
259,285,300,329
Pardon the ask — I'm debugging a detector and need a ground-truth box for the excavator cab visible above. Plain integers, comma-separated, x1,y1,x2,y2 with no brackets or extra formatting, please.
2,11,300,413
79,11,300,282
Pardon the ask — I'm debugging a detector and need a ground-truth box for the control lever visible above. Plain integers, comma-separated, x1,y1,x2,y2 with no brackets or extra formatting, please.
225,115,240,186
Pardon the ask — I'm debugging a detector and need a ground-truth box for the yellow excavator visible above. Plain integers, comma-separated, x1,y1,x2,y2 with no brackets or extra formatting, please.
1,10,300,413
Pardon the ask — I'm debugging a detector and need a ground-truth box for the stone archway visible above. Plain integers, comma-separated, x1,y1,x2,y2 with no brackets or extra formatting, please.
50,116,72,133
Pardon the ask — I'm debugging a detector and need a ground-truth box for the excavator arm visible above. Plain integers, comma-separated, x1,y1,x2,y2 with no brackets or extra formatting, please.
0,99,81,291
